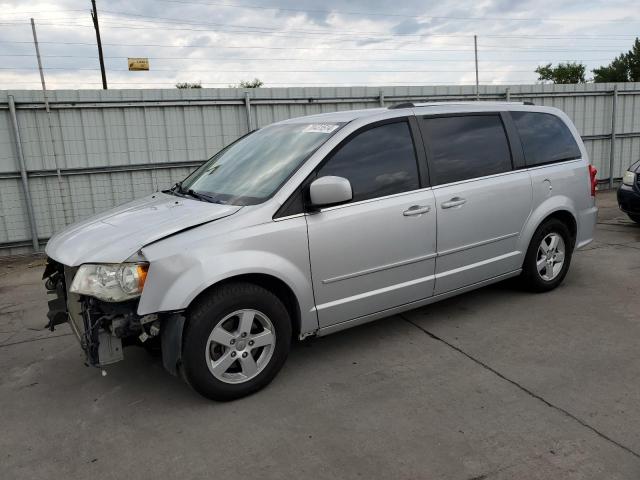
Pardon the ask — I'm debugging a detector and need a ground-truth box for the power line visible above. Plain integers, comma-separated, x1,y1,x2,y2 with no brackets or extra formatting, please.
0,9,88,16
0,41,632,53
0,38,636,53
0,26,634,50
3,2,638,24
96,9,630,36
144,0,640,24
0,55,619,64
0,80,536,85
475,46,628,52
1,19,638,40
0,22,94,27
0,56,463,63
0,58,617,64
0,7,630,90
0,26,628,47
0,39,635,50
0,22,633,52
0,66,538,73
2,9,639,50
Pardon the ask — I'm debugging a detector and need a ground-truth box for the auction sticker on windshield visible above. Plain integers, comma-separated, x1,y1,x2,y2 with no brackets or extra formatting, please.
302,124,340,134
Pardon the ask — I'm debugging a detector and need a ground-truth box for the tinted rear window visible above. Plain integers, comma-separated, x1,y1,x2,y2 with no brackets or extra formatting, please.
511,111,581,166
421,115,513,185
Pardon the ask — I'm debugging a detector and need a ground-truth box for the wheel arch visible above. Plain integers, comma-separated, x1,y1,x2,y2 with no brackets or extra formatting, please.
521,208,578,261
520,196,578,259
519,206,577,292
185,273,303,341
544,210,577,245
159,271,305,379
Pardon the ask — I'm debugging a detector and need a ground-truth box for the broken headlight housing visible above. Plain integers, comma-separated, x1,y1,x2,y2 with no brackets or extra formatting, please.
70,263,149,302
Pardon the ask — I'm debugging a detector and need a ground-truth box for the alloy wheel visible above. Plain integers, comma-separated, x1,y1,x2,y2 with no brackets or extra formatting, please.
205,309,276,384
536,233,566,281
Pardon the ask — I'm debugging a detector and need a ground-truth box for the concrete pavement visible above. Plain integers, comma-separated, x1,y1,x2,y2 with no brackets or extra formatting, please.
1,190,639,479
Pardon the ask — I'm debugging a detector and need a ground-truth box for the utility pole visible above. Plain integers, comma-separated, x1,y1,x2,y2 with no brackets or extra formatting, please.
31,18,71,225
91,0,107,89
474,35,479,100
30,18,49,112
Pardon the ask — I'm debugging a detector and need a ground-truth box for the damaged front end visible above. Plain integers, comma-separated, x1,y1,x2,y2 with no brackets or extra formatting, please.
43,258,184,372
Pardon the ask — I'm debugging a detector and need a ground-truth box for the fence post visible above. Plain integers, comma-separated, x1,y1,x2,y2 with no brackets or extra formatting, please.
505,87,511,102
8,95,39,251
379,91,385,107
244,92,253,132
608,85,618,189
474,35,479,100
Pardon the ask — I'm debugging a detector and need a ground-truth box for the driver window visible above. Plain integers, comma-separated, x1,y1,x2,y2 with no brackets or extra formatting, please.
317,121,420,203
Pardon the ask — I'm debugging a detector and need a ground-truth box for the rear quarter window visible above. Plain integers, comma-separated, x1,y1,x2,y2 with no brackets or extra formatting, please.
511,111,581,167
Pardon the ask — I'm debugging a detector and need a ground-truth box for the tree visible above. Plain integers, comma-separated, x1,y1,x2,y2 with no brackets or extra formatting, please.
176,82,202,89
535,62,586,84
231,78,264,88
593,38,640,82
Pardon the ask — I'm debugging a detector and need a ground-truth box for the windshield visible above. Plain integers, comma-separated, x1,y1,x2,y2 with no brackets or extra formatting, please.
180,122,344,205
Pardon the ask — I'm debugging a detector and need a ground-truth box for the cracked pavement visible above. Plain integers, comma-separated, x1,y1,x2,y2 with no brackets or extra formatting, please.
1,190,639,479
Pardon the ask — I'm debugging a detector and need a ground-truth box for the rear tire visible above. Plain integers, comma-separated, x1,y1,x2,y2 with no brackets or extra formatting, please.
628,214,640,224
521,218,574,292
182,282,291,401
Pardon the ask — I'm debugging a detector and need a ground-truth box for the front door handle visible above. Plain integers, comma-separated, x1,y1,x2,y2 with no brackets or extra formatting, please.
403,205,431,216
441,197,467,209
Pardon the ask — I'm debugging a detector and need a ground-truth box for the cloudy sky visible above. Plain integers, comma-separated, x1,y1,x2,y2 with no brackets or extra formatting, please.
1,0,639,89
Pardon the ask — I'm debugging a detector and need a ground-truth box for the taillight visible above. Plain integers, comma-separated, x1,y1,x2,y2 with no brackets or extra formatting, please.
588,165,597,197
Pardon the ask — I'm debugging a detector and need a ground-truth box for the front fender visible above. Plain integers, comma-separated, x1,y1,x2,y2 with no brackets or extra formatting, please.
136,214,318,336
139,250,310,312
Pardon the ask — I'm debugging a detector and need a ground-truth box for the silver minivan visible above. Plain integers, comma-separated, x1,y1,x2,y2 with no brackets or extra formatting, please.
43,102,598,400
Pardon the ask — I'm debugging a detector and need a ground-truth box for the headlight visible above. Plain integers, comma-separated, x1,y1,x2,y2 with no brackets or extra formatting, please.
70,263,149,302
622,170,636,186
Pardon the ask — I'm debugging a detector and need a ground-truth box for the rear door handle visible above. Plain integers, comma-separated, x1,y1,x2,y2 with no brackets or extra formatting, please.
441,197,467,209
403,205,431,216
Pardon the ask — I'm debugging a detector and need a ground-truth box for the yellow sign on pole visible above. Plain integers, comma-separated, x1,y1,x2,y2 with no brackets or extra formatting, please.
128,58,149,71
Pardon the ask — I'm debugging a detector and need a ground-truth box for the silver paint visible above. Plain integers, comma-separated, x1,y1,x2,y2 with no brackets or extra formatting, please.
45,102,597,341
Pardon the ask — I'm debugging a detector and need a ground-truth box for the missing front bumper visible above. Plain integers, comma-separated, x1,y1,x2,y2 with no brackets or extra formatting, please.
43,257,185,374
43,258,155,367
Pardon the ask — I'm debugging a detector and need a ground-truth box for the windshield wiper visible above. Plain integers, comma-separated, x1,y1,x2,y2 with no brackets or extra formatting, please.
184,189,218,203
164,182,185,197
166,182,219,203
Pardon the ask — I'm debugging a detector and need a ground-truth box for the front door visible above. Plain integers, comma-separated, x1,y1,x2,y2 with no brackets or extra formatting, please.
306,119,437,328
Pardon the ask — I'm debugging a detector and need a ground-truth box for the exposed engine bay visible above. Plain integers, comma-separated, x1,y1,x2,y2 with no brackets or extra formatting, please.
43,258,183,371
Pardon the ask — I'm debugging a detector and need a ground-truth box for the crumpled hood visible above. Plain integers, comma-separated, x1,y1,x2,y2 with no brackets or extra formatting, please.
46,192,241,266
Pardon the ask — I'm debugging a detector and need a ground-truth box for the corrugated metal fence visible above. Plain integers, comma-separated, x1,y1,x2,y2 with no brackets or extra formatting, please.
1,83,639,255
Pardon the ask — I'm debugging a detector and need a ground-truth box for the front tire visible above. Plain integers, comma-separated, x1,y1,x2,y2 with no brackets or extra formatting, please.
182,282,292,401
521,218,574,292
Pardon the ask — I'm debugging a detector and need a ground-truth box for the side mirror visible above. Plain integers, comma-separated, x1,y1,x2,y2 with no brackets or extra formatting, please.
309,176,353,208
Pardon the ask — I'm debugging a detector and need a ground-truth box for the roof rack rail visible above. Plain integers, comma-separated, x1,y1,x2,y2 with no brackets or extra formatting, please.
388,102,415,109
523,101,535,105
